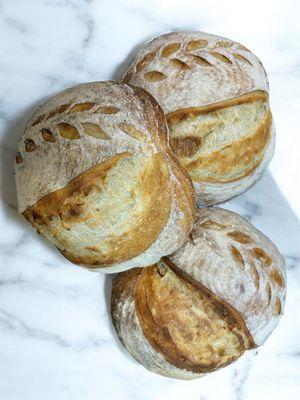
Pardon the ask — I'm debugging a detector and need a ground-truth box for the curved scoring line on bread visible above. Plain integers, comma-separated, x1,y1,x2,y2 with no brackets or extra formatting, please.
118,122,147,141
144,71,167,82
209,51,232,64
134,263,254,373
230,245,244,268
82,123,110,139
189,54,212,67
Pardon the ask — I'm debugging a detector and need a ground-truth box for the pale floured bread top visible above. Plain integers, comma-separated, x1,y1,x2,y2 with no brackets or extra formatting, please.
16,81,168,213
169,207,286,345
123,31,269,113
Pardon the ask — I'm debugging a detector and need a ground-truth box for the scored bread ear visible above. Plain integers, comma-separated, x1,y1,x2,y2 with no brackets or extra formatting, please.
122,31,275,205
16,81,195,273
111,207,286,379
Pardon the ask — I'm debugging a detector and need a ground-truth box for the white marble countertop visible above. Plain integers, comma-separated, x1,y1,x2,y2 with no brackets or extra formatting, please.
0,1,299,399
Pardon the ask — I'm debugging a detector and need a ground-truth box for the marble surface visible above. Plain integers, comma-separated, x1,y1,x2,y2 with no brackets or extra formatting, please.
0,0,300,399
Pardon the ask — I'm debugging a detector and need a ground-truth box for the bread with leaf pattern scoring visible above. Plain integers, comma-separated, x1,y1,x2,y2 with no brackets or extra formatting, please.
122,31,275,205
111,207,286,379
15,81,195,273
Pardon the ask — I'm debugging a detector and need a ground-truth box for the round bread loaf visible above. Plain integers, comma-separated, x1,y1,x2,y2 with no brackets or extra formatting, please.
122,31,275,205
15,81,195,273
111,207,286,379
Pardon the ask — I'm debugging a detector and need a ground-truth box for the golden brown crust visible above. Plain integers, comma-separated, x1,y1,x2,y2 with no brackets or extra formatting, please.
163,258,255,347
135,263,252,374
111,259,253,377
185,110,271,183
23,152,171,267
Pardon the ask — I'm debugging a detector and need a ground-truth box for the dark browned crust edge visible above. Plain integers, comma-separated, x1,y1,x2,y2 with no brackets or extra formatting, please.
163,257,256,349
134,259,256,374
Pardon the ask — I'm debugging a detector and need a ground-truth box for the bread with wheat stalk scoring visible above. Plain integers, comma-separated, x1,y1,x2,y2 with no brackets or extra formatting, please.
111,207,286,379
15,81,195,273
122,31,275,205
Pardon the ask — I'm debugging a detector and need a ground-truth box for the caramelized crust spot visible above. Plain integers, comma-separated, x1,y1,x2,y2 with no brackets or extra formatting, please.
251,247,272,266
94,106,119,114
123,69,133,84
186,39,208,51
58,123,80,139
82,123,110,139
170,136,202,157
198,219,226,230
230,245,244,268
68,102,94,113
16,152,23,164
227,231,253,244
161,43,181,57
41,128,56,143
269,269,284,288
273,298,282,316
190,55,212,66
118,122,146,140
169,59,190,70
136,51,157,72
144,71,167,82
